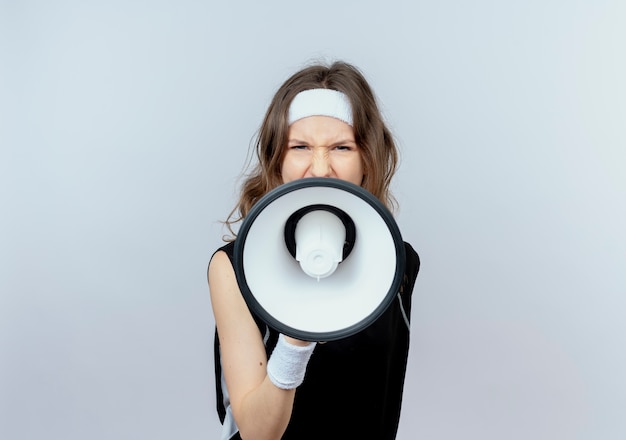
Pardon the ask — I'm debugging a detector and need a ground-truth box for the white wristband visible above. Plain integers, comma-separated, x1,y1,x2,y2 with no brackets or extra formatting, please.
266,334,316,390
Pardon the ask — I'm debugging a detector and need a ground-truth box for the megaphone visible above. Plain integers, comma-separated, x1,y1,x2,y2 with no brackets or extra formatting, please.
233,178,406,342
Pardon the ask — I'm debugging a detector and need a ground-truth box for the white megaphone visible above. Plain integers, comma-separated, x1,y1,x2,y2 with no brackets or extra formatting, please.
233,178,406,342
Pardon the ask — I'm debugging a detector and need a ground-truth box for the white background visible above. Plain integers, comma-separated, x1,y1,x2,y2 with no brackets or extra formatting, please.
1,1,625,439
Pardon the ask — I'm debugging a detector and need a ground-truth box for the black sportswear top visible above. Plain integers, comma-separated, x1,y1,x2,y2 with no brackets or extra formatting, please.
213,240,420,440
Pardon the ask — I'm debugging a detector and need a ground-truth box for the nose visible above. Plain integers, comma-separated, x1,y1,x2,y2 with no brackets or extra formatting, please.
309,151,332,177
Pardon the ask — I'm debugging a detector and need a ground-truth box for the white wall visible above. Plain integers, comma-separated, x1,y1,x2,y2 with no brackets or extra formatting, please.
1,1,624,439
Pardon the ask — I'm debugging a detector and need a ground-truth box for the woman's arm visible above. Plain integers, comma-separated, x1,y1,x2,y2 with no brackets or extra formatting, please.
208,250,307,440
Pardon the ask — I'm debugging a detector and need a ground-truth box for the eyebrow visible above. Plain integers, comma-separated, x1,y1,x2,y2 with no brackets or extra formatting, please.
287,138,357,145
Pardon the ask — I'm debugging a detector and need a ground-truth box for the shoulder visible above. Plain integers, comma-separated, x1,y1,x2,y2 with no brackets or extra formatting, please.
207,241,236,280
208,242,254,338
208,240,269,339
212,241,236,263
207,242,240,306
400,241,420,297
404,242,420,274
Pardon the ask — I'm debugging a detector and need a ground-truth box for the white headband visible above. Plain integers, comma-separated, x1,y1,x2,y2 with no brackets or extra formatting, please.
288,89,353,126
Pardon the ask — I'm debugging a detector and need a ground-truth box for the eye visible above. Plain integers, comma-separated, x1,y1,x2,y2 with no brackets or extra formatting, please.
289,144,309,150
334,145,353,151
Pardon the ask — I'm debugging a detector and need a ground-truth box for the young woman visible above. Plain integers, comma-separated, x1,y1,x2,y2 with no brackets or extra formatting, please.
208,61,420,440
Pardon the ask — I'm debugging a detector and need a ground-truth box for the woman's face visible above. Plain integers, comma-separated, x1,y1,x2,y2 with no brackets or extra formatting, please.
281,116,364,185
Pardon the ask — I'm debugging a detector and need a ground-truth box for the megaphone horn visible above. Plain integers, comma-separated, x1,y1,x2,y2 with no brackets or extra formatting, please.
233,178,406,342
